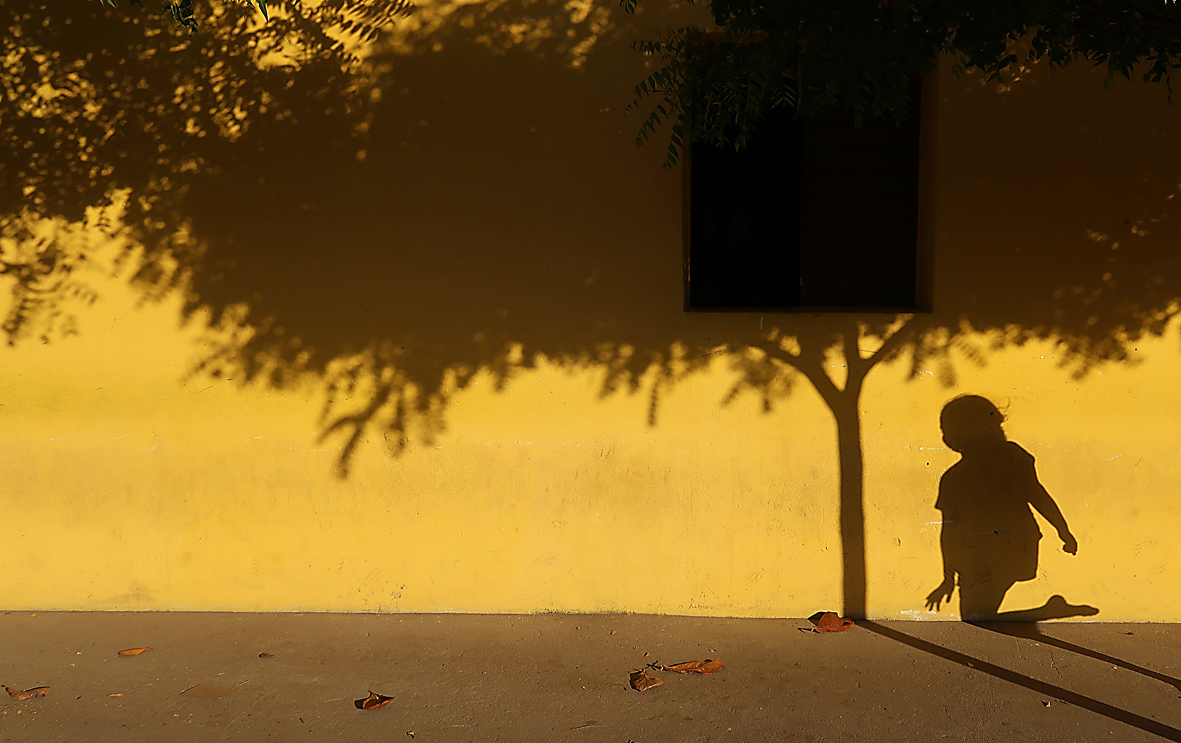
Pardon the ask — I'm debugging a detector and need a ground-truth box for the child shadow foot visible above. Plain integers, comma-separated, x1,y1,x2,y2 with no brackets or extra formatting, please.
986,594,1100,624
1037,594,1100,619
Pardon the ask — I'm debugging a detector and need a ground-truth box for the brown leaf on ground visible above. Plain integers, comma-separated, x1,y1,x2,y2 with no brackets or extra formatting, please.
258,652,273,658
810,612,855,633
355,691,395,710
629,670,663,691
118,647,152,656
654,659,724,674
3,685,50,701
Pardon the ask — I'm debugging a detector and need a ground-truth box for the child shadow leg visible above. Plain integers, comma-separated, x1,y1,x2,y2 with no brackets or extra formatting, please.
987,594,1099,622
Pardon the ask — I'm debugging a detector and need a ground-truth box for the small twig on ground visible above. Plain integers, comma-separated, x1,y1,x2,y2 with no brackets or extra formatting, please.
567,721,600,730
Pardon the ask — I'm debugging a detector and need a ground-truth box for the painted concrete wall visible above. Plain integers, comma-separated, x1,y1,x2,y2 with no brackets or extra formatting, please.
1,0,1179,620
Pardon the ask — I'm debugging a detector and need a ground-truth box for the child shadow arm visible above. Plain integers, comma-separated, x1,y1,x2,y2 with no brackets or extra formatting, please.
925,523,957,610
1028,478,1078,554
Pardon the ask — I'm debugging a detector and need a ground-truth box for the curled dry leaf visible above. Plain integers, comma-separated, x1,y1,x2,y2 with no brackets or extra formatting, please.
355,691,395,710
258,652,273,659
629,669,663,691
810,612,855,633
118,647,152,656
4,685,50,701
654,659,724,674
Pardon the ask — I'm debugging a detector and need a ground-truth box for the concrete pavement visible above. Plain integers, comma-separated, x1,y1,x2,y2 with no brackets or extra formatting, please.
1,612,1180,742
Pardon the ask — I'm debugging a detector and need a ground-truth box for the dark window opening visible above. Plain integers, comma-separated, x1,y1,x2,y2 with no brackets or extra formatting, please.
685,83,922,311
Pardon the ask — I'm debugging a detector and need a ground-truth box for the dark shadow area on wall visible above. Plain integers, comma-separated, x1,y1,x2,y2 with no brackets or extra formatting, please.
861,621,1181,742
5,0,1181,617
0,0,415,341
923,395,1096,622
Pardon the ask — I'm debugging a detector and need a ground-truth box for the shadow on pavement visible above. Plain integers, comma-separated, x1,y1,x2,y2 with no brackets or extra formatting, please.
859,620,1181,742
975,621,1181,693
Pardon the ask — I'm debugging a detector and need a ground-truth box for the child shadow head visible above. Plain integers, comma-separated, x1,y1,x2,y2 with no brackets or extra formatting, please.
940,394,1006,454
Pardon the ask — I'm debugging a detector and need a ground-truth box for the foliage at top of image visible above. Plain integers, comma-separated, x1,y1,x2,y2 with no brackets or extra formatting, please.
13,0,1181,483
624,0,1181,165
89,0,294,34
8,0,413,220
3,0,412,346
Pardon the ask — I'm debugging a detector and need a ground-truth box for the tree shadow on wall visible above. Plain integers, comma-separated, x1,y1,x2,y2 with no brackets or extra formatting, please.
0,0,412,341
5,0,1181,618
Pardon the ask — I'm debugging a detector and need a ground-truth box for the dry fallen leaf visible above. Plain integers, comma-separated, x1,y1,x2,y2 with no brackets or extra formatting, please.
355,691,395,710
118,647,152,656
810,612,855,633
629,670,663,691
107,693,122,697
654,660,724,674
258,652,273,659
4,686,50,701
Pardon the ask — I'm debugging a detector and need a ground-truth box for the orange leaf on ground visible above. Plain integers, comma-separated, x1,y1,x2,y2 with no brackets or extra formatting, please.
118,647,152,656
4,685,50,701
654,659,724,674
810,612,855,633
355,691,395,710
630,670,663,691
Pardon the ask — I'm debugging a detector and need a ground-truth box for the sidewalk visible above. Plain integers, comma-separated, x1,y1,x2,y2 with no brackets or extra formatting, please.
1,612,1179,742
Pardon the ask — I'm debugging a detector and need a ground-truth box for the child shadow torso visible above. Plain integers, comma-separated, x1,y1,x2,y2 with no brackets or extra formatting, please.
938,440,1046,618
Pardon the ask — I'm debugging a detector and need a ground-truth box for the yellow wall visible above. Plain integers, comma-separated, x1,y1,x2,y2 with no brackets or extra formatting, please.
2,1,1180,620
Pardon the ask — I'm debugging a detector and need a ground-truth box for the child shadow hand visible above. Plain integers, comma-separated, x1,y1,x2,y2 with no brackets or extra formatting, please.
1061,532,1078,555
925,578,955,611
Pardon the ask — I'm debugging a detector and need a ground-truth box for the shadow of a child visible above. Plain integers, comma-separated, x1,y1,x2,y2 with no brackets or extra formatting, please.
925,395,1097,621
